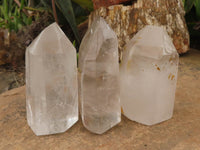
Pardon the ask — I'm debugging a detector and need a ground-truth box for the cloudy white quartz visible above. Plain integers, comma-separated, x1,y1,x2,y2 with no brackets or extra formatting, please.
120,25,179,125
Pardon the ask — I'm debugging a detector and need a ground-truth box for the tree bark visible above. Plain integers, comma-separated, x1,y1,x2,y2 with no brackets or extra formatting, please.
89,0,190,61
92,0,132,9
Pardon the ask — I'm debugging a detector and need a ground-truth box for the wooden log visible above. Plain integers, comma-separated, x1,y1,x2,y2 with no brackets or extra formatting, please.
89,0,190,61
92,0,132,9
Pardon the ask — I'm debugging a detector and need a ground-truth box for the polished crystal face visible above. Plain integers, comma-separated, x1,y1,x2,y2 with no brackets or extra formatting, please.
79,17,121,134
26,23,78,136
120,25,179,125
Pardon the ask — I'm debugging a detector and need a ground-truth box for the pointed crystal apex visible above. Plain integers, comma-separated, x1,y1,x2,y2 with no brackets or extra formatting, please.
125,25,178,60
120,25,179,125
79,17,121,134
26,22,78,136
28,22,74,55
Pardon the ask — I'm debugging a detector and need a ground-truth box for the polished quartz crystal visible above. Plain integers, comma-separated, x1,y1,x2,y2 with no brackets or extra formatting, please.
120,25,179,125
79,17,121,134
26,23,78,136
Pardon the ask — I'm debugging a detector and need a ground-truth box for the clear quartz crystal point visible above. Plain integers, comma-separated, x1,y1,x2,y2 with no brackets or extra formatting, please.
79,17,121,134
120,25,179,125
26,22,78,136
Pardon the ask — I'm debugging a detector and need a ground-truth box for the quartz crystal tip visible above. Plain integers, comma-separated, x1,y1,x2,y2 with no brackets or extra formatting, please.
26,22,78,136
120,25,179,126
79,17,121,134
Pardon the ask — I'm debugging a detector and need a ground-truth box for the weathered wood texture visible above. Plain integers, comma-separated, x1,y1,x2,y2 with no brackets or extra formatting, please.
89,0,190,61
92,0,131,9
0,49,200,150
